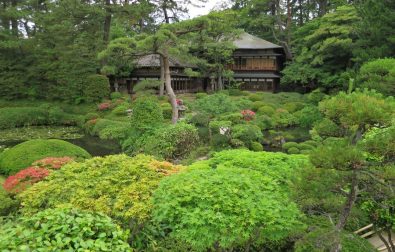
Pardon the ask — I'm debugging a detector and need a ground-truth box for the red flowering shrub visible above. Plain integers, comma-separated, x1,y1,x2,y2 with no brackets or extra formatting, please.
241,110,256,121
176,99,183,106
97,102,111,111
3,167,50,193
32,157,74,170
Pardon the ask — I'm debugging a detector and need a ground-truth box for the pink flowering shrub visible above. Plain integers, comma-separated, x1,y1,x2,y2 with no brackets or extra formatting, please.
176,99,183,106
3,167,50,193
32,157,74,170
97,102,111,111
241,110,256,121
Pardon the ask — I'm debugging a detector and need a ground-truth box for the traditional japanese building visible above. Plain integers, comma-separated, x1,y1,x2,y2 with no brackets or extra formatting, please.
115,32,285,93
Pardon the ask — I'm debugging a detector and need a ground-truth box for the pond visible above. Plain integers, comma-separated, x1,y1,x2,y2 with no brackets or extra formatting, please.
0,126,122,157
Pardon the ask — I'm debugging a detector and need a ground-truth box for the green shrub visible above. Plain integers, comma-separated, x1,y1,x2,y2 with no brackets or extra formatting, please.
195,92,208,99
48,107,82,126
110,91,123,100
0,189,19,216
257,105,275,116
218,112,244,124
288,147,300,154
228,88,243,96
209,120,232,135
231,124,263,145
235,98,253,110
0,139,91,175
307,89,326,104
0,107,48,129
298,143,315,151
230,138,246,148
283,102,305,113
18,155,181,229
293,105,322,128
160,102,173,120
197,127,210,143
304,140,319,147
211,134,231,149
313,118,342,137
272,108,298,128
151,167,303,251
111,104,129,116
251,101,267,111
300,149,311,155
357,58,395,96
193,93,237,116
282,142,299,150
131,96,163,131
136,123,199,160
0,208,132,251
189,113,210,127
84,112,100,121
248,93,263,101
82,74,110,103
250,141,263,151
252,115,274,130
91,119,130,141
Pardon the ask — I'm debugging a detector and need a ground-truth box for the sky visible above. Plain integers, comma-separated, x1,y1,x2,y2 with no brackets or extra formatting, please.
187,0,228,18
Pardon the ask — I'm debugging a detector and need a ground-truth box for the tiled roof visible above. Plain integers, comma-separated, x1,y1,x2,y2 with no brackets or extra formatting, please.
233,32,282,49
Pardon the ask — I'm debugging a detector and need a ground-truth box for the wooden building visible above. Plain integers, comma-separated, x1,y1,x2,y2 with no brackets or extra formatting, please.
228,32,285,91
115,32,285,93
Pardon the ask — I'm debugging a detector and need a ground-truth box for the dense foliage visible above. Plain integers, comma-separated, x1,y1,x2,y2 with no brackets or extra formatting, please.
0,208,132,251
0,139,91,175
151,167,303,251
18,155,181,234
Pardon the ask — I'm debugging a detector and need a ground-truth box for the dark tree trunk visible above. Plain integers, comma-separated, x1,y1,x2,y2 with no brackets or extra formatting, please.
162,0,170,24
11,0,18,36
317,0,327,17
159,55,165,96
162,54,178,124
376,228,392,252
386,228,395,252
103,0,112,44
1,0,9,31
298,0,303,26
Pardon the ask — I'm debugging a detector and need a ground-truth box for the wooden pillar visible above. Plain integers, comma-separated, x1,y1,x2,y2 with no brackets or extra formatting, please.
126,79,131,94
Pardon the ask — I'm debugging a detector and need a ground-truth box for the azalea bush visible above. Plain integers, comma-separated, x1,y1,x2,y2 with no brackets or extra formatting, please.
18,154,182,237
3,167,50,194
241,109,255,121
0,208,131,251
97,102,111,111
32,156,74,170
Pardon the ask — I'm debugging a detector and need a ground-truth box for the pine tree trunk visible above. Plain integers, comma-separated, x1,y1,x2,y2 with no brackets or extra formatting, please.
103,0,112,44
11,0,17,36
162,54,178,124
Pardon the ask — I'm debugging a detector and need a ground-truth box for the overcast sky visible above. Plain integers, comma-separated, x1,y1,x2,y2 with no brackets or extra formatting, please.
187,0,228,18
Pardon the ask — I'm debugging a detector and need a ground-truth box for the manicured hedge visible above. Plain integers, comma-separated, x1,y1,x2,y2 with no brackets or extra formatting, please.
0,139,91,175
0,107,48,129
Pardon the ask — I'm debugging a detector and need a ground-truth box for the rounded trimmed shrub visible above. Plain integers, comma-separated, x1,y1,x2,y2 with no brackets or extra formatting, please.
0,189,19,216
0,107,48,129
231,124,263,146
190,113,210,127
251,101,267,111
84,112,100,122
288,147,300,154
195,92,208,99
160,102,172,120
257,105,275,116
298,143,315,151
0,139,91,175
151,168,303,251
110,91,123,100
82,74,110,103
248,93,263,101
112,104,129,116
282,142,299,150
282,102,305,113
250,141,264,151
0,208,132,251
131,96,163,131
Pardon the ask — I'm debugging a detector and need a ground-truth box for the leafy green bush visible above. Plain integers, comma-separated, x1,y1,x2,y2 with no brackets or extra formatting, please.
0,107,48,129
92,119,130,141
283,102,305,113
0,189,19,216
209,120,232,135
135,123,199,160
189,113,210,127
0,208,132,251
231,124,263,146
313,118,342,138
111,104,129,116
307,89,326,104
82,74,110,103
195,92,208,99
272,108,297,128
235,97,253,110
288,147,300,154
197,127,210,143
18,155,181,229
228,88,243,96
160,102,172,120
293,105,322,128
217,112,243,124
0,139,91,175
248,93,263,101
250,141,263,151
151,167,303,251
110,91,123,100
84,112,100,121
189,149,310,187
131,96,163,131
252,115,274,130
193,93,237,116
251,101,266,111
282,142,299,150
298,143,315,151
357,58,395,96
257,105,275,116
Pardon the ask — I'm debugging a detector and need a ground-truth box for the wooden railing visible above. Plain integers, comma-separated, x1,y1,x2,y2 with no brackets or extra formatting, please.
355,224,395,252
